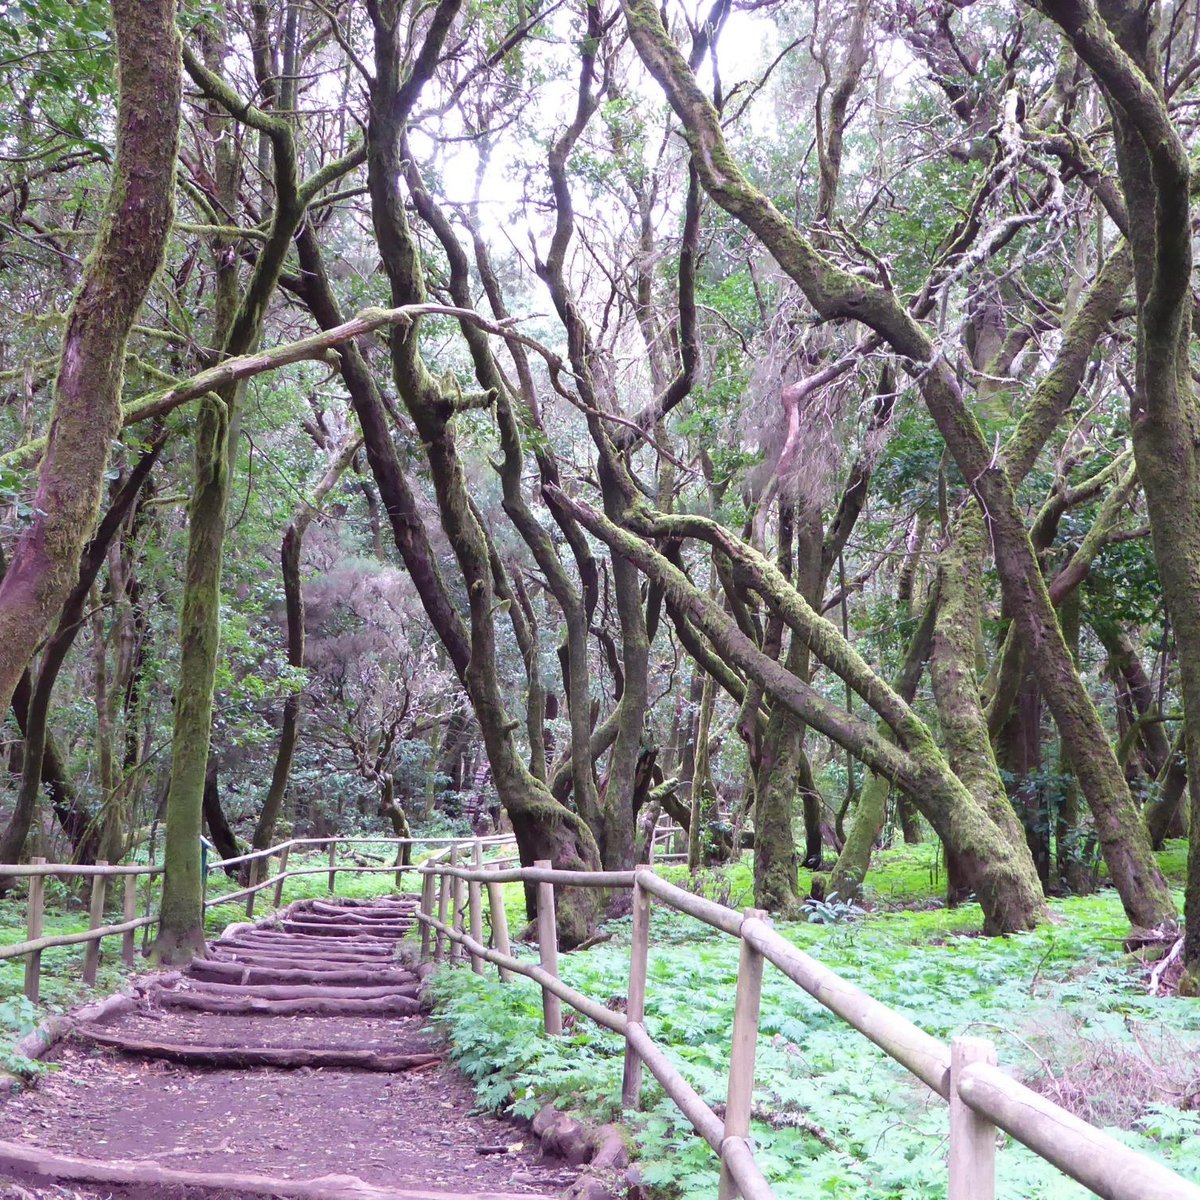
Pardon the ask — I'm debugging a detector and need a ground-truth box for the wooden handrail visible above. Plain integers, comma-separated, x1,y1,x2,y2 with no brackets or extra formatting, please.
3,832,517,1005
419,859,1200,1200
0,863,163,878
0,915,156,961
958,1061,1200,1200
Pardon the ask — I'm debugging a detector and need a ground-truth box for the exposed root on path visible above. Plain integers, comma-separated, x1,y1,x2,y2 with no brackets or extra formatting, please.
0,1140,559,1200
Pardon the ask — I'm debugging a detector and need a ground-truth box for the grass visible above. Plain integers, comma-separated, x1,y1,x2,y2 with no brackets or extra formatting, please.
430,840,1200,1200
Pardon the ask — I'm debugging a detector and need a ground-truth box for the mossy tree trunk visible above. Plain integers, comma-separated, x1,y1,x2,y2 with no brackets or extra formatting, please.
363,0,600,945
554,492,1045,933
156,23,359,961
1035,0,1200,961
0,0,179,726
931,510,1043,907
620,0,1173,933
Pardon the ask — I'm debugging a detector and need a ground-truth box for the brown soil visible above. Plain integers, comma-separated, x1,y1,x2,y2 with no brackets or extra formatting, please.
0,896,579,1200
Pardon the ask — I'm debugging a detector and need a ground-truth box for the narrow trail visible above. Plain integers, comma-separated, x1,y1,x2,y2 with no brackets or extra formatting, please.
0,894,576,1200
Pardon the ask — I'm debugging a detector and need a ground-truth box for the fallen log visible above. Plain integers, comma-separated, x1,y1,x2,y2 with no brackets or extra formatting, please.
149,988,422,1017
210,948,399,969
0,1140,558,1199
309,901,417,920
216,934,393,951
281,921,410,939
175,978,420,1002
71,1027,439,1071
188,960,418,988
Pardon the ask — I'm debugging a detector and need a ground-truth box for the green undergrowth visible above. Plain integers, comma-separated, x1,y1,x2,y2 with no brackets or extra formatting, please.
430,843,1200,1200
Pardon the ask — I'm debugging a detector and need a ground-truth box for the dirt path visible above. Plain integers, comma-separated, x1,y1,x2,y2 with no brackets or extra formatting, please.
0,895,577,1200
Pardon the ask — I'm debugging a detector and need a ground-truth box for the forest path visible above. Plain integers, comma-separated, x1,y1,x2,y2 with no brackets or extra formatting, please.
0,895,574,1200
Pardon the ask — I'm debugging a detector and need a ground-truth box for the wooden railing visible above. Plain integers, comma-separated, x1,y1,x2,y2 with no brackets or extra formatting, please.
417,860,1200,1200
1,832,517,1004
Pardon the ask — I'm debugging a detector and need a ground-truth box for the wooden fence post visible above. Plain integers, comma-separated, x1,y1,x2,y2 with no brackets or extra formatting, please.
949,1036,997,1200
82,863,109,986
486,864,512,981
419,869,435,963
327,841,337,894
24,857,45,1003
434,856,451,963
622,867,652,1110
452,871,467,962
246,858,258,919
468,839,484,974
535,859,562,1035
718,909,767,1200
274,845,290,909
122,874,138,968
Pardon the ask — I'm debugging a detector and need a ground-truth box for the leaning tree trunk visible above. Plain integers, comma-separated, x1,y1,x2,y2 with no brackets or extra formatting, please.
0,0,179,722
1032,0,1200,967
619,0,1172,934
0,436,163,878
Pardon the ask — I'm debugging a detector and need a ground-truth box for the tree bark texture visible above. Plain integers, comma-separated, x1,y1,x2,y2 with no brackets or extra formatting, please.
0,0,179,721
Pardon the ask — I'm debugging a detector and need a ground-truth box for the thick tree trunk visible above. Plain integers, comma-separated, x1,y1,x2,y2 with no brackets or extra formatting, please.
157,395,233,963
0,0,179,719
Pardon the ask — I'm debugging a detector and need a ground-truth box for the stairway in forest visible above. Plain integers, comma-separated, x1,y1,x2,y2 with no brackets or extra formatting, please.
0,894,572,1199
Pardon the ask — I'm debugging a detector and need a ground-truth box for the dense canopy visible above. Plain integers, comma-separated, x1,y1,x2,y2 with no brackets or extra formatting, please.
0,0,1198,984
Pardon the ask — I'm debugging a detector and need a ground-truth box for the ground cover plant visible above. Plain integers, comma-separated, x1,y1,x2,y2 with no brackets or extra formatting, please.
431,843,1200,1200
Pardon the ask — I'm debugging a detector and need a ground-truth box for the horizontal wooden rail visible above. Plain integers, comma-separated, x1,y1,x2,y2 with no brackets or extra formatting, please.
959,1061,1200,1200
0,915,156,961
741,916,951,1097
209,833,517,872
3,832,515,1004
420,859,1200,1200
421,864,636,888
0,863,162,878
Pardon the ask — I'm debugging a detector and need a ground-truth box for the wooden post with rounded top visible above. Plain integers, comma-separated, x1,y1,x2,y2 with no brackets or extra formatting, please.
419,868,436,962
717,908,768,1200
621,867,652,1110
273,844,290,908
245,859,258,919
468,839,484,973
434,848,454,963
949,1036,997,1200
486,864,512,981
535,859,562,1034
24,858,45,1002
452,869,467,962
82,863,109,986
327,841,337,894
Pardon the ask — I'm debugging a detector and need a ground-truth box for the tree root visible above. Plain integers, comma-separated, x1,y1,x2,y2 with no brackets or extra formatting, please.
0,1139,556,1199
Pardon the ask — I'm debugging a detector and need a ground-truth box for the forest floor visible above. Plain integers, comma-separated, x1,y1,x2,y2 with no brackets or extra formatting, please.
432,840,1200,1200
0,894,578,1200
